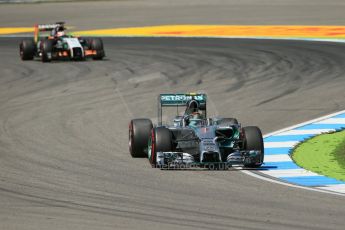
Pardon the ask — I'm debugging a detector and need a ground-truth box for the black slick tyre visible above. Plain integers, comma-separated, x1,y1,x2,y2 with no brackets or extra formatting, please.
90,38,105,60
129,119,153,158
243,126,264,167
41,39,54,63
149,127,172,167
19,39,35,60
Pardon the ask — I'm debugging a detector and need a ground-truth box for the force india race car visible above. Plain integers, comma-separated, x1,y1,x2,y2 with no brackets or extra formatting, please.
129,93,264,169
19,22,105,62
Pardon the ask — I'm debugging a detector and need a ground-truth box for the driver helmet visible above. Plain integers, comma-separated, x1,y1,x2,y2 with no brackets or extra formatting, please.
55,26,66,37
188,112,203,127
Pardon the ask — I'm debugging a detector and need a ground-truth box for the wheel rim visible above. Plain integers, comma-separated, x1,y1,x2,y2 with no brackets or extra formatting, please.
150,129,156,165
128,123,133,153
20,45,23,58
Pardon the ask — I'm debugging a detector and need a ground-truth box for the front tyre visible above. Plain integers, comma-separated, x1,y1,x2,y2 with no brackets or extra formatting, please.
149,127,173,167
91,38,105,60
243,126,264,167
41,39,54,63
129,119,153,158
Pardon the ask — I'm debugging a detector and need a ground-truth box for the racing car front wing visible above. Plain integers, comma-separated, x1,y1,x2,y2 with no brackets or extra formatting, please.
156,150,262,169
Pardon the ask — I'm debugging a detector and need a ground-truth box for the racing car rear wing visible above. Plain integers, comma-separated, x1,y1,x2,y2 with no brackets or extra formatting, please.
157,93,207,125
159,93,207,106
33,22,65,43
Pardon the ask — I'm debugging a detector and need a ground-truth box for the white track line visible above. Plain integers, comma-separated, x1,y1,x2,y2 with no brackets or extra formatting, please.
275,129,335,136
261,169,319,177
240,169,345,196
315,118,345,124
264,155,292,162
264,141,299,148
317,184,345,193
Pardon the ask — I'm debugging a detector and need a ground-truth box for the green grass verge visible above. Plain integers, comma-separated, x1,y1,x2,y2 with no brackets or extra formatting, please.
292,129,345,182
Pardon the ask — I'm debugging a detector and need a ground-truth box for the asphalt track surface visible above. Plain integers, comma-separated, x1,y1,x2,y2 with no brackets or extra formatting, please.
2,0,345,230
1,37,345,230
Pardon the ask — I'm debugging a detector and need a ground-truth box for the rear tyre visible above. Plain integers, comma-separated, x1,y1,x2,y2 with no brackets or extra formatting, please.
243,126,264,167
218,118,239,125
41,39,54,63
149,127,172,167
19,39,35,60
90,38,105,60
129,119,153,158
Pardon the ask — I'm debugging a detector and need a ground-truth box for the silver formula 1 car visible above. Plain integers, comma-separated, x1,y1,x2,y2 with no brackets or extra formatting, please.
129,93,264,169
